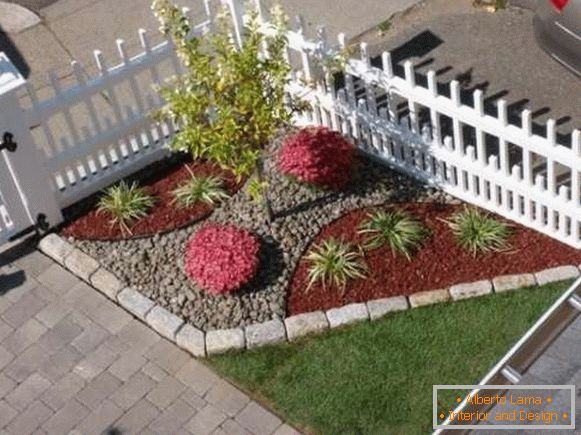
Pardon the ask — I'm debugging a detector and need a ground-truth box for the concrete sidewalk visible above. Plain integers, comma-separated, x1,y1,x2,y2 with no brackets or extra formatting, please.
1,0,421,91
0,239,298,435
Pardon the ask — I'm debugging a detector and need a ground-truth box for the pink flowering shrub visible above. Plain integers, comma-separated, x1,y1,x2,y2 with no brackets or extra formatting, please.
277,127,356,190
185,223,260,295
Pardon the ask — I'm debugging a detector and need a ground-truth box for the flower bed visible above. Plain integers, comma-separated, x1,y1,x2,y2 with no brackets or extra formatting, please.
70,148,446,331
64,132,581,332
61,159,240,240
288,203,581,314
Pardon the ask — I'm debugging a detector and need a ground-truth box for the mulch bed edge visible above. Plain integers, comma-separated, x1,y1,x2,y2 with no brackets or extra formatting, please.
40,232,580,359
287,203,581,315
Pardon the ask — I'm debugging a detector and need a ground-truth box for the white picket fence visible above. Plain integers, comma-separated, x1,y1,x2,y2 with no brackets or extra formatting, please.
0,0,579,248
21,15,215,209
274,10,581,248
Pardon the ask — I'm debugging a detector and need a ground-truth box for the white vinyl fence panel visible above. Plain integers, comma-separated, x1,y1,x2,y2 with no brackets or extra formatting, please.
276,19,581,248
20,15,211,209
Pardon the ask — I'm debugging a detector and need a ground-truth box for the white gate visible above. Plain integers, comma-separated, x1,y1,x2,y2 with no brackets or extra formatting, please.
0,142,30,245
0,53,62,245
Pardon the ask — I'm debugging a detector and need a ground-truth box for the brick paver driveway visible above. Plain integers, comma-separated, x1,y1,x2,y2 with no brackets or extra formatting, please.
0,239,297,435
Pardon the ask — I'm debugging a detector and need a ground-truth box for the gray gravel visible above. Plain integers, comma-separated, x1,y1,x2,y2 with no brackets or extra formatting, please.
70,137,454,331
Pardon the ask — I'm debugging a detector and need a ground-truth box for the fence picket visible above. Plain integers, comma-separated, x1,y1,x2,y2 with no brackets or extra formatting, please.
403,62,419,134
572,130,580,211
381,51,393,79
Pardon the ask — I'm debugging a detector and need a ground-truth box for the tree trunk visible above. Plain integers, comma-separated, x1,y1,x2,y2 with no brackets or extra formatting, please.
255,160,274,224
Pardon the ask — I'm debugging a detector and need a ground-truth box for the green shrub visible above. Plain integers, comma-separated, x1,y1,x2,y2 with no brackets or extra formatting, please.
446,207,511,255
97,181,155,234
172,173,228,208
152,0,296,221
306,238,367,292
358,209,428,259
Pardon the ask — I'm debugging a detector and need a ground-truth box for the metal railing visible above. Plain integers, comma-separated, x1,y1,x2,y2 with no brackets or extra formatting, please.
433,276,581,434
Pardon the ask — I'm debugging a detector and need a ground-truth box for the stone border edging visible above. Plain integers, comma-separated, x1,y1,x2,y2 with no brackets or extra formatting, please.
39,233,581,358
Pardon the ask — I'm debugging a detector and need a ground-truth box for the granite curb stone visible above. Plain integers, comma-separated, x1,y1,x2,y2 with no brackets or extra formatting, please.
63,249,99,282
408,288,450,307
117,288,155,320
145,305,185,341
367,296,408,320
206,329,245,355
176,324,206,357
535,266,580,286
284,311,328,341
38,234,74,264
245,319,286,348
449,280,493,301
90,268,124,300
326,303,369,328
493,273,536,293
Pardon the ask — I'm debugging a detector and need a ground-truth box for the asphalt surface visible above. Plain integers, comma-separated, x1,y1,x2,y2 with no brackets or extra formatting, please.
273,0,421,39
358,0,580,142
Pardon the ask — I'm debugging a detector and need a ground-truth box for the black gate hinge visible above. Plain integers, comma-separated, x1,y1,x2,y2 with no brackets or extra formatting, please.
0,132,17,153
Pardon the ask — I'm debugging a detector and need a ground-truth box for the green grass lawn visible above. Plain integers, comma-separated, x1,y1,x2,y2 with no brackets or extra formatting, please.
208,281,573,435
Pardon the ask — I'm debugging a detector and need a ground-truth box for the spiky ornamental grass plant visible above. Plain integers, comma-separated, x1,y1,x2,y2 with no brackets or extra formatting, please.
306,238,367,292
358,209,428,259
97,181,155,234
446,207,511,256
172,166,228,208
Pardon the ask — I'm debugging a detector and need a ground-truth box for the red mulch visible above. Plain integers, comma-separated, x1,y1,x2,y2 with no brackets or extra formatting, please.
288,202,581,315
60,161,240,241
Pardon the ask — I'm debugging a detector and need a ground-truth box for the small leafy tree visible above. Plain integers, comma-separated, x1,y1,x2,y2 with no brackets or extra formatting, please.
152,0,295,222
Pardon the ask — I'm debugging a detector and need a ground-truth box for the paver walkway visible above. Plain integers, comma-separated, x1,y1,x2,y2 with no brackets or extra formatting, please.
0,238,298,435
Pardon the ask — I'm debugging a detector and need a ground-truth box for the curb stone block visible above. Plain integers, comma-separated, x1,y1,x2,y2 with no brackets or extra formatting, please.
206,328,245,355
367,296,408,320
326,303,368,328
64,248,100,281
408,289,450,307
284,311,328,341
117,288,155,320
146,305,184,341
493,273,536,293
245,319,286,348
38,234,74,264
449,280,492,301
535,265,580,286
90,268,124,299
49,231,575,360
176,324,206,357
